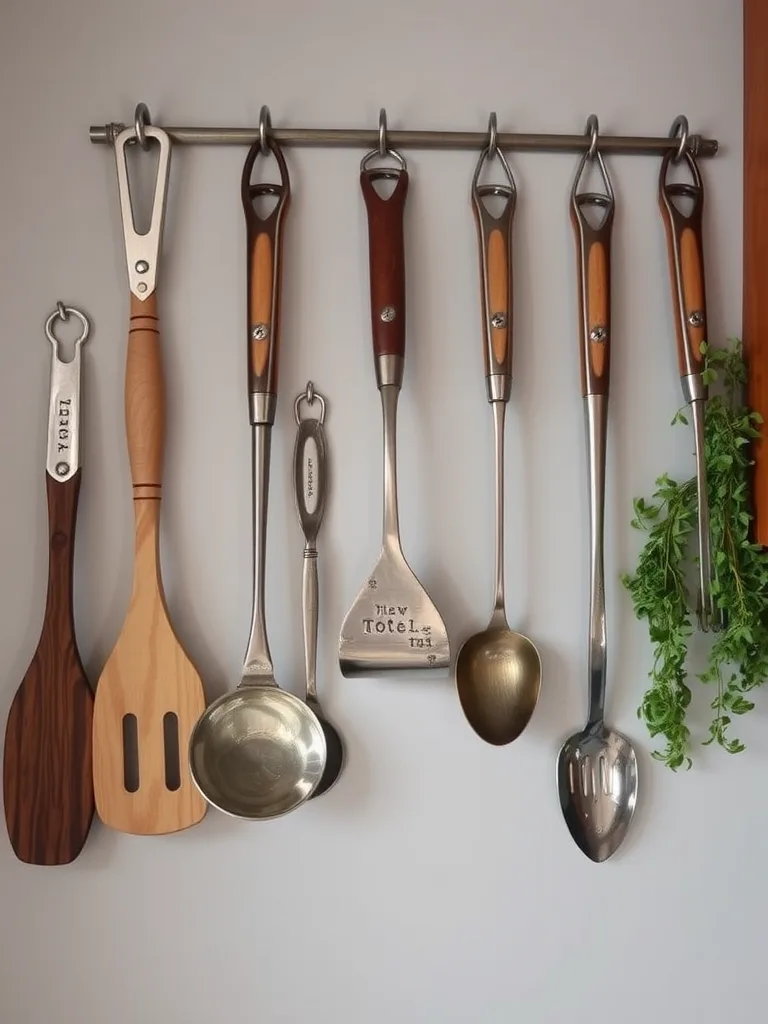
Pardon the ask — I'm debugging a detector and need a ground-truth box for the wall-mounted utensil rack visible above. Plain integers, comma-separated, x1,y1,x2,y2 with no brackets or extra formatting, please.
89,105,719,158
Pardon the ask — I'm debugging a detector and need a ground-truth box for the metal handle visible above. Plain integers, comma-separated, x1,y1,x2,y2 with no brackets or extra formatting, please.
302,551,319,703
45,305,89,481
585,393,608,728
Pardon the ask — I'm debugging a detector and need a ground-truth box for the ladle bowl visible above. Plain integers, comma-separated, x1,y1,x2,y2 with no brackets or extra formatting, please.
189,687,326,820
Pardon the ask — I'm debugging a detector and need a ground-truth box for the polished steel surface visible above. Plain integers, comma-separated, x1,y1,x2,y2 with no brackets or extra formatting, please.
189,688,326,820
339,382,451,675
113,123,171,300
557,394,638,862
294,384,345,799
45,305,90,481
90,121,719,158
455,400,541,744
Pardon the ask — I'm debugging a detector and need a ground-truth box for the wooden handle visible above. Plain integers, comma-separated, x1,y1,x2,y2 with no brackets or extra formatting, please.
472,184,515,383
126,291,164,499
3,470,94,865
360,168,409,359
242,140,291,398
571,195,613,396
659,150,708,381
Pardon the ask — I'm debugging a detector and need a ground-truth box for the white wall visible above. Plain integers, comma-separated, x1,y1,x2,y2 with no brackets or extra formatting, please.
0,1,755,1022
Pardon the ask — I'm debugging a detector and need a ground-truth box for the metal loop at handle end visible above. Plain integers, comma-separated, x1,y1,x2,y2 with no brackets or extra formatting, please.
571,115,614,211
134,103,152,150
669,115,690,163
361,107,407,172
45,304,90,350
259,105,272,153
472,113,516,205
294,381,327,425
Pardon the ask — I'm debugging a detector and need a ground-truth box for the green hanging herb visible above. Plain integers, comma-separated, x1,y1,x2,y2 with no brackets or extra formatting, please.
622,339,768,769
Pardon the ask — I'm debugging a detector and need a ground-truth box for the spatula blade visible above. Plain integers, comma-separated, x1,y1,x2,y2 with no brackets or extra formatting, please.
339,546,450,676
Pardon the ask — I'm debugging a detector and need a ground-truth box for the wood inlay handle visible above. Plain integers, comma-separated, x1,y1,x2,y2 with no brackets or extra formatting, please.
659,150,708,381
472,183,515,383
3,470,94,865
360,168,409,359
126,291,164,498
242,139,291,398
571,196,613,397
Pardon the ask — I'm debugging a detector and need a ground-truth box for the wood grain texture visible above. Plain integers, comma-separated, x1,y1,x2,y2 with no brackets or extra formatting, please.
242,138,290,397
587,241,608,381
3,471,94,864
658,152,707,381
360,168,409,359
92,499,207,835
487,229,509,367
744,0,768,544
126,291,163,494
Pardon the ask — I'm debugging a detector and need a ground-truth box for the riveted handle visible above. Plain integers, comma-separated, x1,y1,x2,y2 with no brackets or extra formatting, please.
571,195,614,397
659,150,707,382
472,183,515,394
360,168,409,360
125,291,164,498
242,140,291,400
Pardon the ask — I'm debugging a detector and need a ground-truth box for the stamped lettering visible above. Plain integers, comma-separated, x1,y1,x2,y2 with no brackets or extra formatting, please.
57,398,71,453
361,604,434,647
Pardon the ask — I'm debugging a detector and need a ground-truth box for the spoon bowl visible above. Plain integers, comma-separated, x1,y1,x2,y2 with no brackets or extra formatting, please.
456,625,541,745
557,725,638,863
307,701,345,799
189,687,326,820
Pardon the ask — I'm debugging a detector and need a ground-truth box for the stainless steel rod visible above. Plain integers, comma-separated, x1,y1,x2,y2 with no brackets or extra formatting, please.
89,122,719,157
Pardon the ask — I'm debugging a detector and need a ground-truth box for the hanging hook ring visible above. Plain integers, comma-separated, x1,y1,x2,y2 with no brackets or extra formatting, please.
669,115,689,163
134,103,151,151
585,114,599,160
486,111,498,162
259,105,272,153
378,108,388,158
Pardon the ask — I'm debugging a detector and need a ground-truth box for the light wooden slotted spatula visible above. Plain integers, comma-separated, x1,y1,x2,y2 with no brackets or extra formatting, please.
92,114,207,835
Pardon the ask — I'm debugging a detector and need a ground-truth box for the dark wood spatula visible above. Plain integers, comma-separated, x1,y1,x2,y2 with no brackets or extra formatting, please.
3,304,95,865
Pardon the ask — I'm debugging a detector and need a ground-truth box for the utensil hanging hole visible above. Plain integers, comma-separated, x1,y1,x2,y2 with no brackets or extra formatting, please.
478,189,510,220
122,714,140,793
369,174,398,200
124,136,161,236
163,712,181,791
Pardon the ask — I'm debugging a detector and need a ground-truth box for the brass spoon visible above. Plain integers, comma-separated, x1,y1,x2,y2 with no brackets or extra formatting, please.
455,116,542,745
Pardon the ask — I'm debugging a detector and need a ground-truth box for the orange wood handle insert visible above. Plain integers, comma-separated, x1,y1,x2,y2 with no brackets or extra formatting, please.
472,182,515,384
126,291,164,496
659,150,707,381
360,168,409,359
487,229,510,367
242,139,290,398
571,197,613,397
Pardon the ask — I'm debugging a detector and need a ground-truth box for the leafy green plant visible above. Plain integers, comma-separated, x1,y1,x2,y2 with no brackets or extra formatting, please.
622,339,768,769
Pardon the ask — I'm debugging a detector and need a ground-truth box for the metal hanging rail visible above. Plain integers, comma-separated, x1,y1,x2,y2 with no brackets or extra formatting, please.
89,106,719,158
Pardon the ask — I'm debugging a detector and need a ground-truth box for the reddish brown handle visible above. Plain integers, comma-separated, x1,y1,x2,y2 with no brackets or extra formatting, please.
360,168,409,359
242,140,291,398
3,470,95,865
126,291,164,500
659,150,707,381
571,196,613,397
472,184,515,384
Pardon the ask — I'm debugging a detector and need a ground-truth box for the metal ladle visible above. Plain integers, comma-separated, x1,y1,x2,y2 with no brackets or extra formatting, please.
293,384,345,799
189,119,326,820
557,117,638,862
455,116,542,745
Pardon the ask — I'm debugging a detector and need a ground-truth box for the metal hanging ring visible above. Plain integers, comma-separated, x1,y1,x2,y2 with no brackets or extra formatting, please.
56,300,69,322
134,103,151,150
259,105,272,153
486,111,498,162
670,115,689,163
378,108,388,158
45,305,90,349
294,381,326,425
585,114,599,160
360,108,407,172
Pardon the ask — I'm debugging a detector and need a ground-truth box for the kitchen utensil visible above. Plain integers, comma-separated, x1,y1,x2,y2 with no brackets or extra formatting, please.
294,383,345,798
744,4,768,544
659,120,722,631
3,304,95,865
455,119,542,745
92,113,208,835
189,120,326,820
339,115,450,676
557,118,638,863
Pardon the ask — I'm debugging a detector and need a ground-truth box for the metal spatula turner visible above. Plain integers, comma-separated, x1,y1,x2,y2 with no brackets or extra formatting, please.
339,116,450,676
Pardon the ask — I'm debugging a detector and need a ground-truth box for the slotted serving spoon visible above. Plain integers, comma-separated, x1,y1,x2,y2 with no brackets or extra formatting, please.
557,118,638,863
92,111,207,835
3,304,95,865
